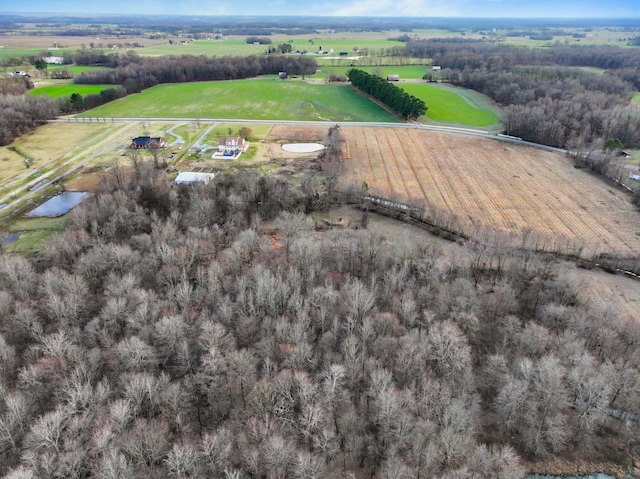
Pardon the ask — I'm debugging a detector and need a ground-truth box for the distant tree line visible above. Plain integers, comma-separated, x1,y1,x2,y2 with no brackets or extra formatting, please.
74,53,317,92
245,36,272,44
410,40,640,148
347,68,427,120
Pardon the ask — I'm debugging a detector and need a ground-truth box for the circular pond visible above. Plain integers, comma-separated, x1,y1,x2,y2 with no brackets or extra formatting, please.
281,143,325,153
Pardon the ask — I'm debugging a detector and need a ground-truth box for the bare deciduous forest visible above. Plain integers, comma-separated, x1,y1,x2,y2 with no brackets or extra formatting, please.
1,154,639,478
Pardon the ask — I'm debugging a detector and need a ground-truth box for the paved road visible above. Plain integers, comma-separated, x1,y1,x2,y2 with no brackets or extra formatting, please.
0,117,563,216
50,117,567,154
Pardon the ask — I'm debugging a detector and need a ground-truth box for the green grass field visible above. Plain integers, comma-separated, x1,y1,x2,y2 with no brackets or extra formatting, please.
0,47,76,61
77,79,400,122
633,92,640,104
29,84,115,98
400,83,501,128
48,65,112,74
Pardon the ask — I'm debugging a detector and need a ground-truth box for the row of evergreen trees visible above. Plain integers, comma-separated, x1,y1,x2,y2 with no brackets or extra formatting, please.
347,68,427,120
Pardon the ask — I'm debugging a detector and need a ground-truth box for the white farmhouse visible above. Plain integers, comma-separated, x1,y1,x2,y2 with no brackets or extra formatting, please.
218,136,249,155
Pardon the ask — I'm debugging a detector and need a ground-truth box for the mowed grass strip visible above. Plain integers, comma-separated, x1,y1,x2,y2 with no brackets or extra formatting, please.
78,80,399,122
29,84,116,98
48,65,113,75
400,83,501,128
312,65,429,80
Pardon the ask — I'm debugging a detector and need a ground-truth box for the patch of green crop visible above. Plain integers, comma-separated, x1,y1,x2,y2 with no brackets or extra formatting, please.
29,84,116,98
77,79,399,123
399,83,501,128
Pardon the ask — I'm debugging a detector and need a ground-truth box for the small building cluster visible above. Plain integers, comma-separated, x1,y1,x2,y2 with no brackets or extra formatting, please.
130,136,165,149
43,56,65,64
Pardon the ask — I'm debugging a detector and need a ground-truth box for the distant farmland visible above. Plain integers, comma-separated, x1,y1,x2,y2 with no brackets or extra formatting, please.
131,36,405,59
77,79,400,122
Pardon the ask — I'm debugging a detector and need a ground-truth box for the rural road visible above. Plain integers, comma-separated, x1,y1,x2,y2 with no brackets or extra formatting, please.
50,117,568,154
1,116,573,219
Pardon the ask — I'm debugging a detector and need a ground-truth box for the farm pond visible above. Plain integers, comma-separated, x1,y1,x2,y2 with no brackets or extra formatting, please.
281,143,325,153
27,192,90,217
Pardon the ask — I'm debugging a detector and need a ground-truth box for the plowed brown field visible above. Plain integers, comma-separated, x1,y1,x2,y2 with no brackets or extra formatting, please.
340,127,640,256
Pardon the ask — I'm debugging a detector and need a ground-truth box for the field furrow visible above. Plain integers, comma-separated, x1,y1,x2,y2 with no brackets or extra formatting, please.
340,127,640,256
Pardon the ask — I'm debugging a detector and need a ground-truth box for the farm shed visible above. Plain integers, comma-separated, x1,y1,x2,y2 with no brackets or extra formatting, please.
432,65,442,71
387,74,400,81
130,136,165,149
175,172,215,185
43,56,65,64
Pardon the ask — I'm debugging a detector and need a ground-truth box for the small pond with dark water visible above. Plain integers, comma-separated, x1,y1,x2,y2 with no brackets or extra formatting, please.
27,192,90,217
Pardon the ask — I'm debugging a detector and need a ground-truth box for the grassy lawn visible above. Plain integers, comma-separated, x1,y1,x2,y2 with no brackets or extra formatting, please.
633,92,640,104
203,124,272,144
77,79,400,122
29,84,116,98
2,215,69,256
400,83,501,128
47,65,112,75
0,123,116,185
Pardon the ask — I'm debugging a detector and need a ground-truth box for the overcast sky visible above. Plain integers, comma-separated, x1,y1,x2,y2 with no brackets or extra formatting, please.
2,0,639,18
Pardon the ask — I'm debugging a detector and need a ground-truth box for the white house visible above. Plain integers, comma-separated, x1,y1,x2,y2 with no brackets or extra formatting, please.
218,136,248,155
43,56,65,64
175,172,215,185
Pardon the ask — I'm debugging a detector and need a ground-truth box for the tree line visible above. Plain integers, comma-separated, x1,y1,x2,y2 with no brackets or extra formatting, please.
0,148,639,477
347,69,427,120
73,53,318,93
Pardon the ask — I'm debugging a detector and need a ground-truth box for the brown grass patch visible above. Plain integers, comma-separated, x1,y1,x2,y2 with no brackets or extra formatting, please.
340,127,640,256
0,122,116,184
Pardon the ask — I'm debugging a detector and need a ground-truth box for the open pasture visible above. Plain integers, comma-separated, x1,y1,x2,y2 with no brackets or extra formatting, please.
399,83,502,128
133,38,268,57
132,34,404,58
77,79,400,122
29,84,115,98
340,127,640,256
48,65,113,75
